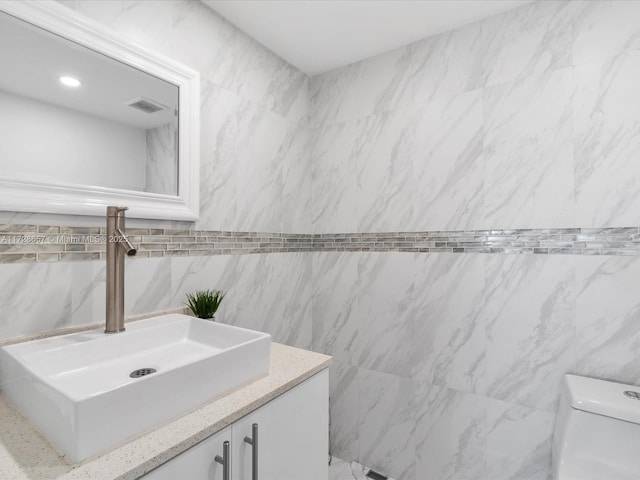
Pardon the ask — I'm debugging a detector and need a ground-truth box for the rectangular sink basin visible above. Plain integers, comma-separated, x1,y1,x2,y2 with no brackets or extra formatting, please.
0,314,270,463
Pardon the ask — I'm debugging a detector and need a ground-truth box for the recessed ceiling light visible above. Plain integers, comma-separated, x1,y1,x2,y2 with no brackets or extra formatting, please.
59,76,82,88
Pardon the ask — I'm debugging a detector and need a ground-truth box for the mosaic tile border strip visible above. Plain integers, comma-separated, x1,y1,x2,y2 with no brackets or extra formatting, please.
0,225,638,263
0,225,314,263
313,227,640,256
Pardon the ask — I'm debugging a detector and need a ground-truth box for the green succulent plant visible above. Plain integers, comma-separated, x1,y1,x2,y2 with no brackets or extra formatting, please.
185,289,226,320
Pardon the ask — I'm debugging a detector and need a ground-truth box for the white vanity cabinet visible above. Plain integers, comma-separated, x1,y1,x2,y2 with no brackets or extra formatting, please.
142,370,328,480
142,427,232,480
232,369,328,480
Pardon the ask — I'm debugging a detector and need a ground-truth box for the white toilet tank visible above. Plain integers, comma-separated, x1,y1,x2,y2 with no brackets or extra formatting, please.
552,374,640,480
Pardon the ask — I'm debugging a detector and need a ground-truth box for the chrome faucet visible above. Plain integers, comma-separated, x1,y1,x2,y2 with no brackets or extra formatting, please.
105,206,137,333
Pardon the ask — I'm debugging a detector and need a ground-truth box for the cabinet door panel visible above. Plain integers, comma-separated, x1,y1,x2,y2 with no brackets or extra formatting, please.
142,426,231,480
232,370,328,480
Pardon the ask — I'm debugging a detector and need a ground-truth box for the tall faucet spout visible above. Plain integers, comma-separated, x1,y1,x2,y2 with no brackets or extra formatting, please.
116,227,137,256
105,206,137,333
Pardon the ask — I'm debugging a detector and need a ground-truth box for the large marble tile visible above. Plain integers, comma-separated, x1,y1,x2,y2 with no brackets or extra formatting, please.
198,80,292,232
198,81,241,231
311,252,360,365
231,253,311,349
386,22,482,113
358,369,415,480
170,255,239,322
572,0,640,66
0,214,181,233
574,256,640,384
484,254,576,412
415,383,486,480
233,105,289,232
0,212,185,231
310,22,481,127
124,257,171,316
281,76,309,127
276,253,312,350
483,68,574,229
310,121,362,233
71,258,165,326
351,253,416,377
354,110,416,232
329,362,359,463
409,90,484,231
486,399,555,480
348,90,483,232
482,0,573,87
412,254,486,395
309,48,412,128
281,118,312,233
70,260,105,327
0,262,72,340
574,51,640,227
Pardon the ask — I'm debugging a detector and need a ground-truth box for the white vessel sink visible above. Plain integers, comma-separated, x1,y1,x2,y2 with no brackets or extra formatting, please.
0,314,270,463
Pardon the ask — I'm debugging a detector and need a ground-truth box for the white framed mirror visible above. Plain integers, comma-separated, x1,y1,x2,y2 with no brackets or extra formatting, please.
0,1,200,221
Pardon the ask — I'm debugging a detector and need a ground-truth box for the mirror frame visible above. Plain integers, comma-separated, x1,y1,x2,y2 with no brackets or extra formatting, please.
0,1,200,221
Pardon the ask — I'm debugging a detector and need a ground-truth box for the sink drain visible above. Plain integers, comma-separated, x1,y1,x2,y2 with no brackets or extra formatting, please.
130,368,157,378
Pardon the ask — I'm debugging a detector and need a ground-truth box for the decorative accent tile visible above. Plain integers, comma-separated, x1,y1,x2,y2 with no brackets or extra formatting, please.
0,226,637,263
313,228,640,256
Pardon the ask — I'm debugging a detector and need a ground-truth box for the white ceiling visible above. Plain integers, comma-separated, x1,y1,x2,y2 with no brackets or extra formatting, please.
203,0,532,76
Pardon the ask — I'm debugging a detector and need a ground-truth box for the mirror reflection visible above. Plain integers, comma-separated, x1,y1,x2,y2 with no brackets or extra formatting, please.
0,11,179,196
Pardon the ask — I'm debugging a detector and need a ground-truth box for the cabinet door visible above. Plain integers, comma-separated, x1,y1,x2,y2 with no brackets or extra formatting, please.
142,426,232,480
232,370,328,480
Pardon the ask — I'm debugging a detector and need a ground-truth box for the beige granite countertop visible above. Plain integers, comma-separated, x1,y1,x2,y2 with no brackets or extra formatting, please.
0,342,331,480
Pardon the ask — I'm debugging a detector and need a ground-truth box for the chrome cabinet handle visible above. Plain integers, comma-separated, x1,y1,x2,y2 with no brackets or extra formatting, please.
215,440,231,480
243,423,259,480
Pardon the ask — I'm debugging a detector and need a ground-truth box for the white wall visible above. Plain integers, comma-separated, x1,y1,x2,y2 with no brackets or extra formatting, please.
0,89,146,191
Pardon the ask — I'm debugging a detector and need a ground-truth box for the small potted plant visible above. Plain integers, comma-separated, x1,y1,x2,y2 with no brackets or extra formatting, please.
185,289,225,320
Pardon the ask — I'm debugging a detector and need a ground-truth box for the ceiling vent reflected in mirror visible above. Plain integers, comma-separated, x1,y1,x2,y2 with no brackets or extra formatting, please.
125,96,168,114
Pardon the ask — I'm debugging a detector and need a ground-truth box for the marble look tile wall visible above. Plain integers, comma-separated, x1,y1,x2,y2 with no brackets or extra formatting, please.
310,0,640,232
311,1,640,479
0,252,312,348
319,252,640,480
168,251,313,350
